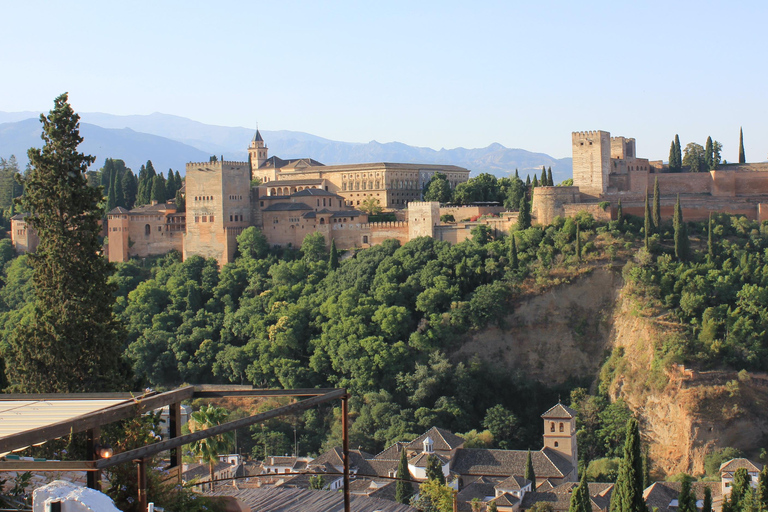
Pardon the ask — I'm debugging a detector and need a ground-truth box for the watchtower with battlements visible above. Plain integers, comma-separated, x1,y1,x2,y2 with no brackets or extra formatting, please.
572,130,611,199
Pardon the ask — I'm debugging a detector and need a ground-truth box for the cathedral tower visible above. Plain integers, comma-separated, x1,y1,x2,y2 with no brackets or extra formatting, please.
541,403,578,470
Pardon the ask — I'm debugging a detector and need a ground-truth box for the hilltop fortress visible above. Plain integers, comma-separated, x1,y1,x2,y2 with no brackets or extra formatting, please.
13,129,768,263
532,130,768,225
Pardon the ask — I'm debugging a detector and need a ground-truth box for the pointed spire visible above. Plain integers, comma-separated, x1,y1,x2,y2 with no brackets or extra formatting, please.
253,129,264,143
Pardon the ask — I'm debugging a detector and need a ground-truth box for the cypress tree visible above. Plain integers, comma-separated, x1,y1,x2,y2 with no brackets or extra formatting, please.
525,449,536,488
426,454,445,484
136,164,147,206
576,222,581,261
5,93,126,392
395,448,413,504
702,486,712,512
757,464,768,512
674,194,689,261
610,418,647,512
515,169,519,179
175,189,185,212
652,177,661,230
617,199,624,226
569,471,591,512
150,174,167,204
532,175,539,188
122,169,137,209
547,167,553,186
526,175,531,187
100,158,114,190
106,169,117,212
510,234,519,270
517,195,531,230
707,213,715,262
644,189,651,250
674,135,682,171
739,127,746,164
732,468,751,511
677,475,696,512
541,166,547,186
705,136,713,171
166,169,177,201
668,140,677,171
329,239,339,270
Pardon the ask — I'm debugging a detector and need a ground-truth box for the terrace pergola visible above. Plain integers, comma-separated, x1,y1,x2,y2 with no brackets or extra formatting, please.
0,386,351,512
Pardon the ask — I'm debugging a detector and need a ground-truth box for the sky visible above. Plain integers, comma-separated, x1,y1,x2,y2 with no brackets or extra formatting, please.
2,0,767,162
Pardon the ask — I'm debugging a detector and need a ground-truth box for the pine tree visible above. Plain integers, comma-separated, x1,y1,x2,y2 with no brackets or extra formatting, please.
702,486,713,512
739,127,746,164
677,475,696,512
576,222,582,261
5,93,126,392
705,137,713,171
395,448,413,504
674,194,689,261
329,239,339,270
610,418,648,512
510,234,519,270
426,454,445,484
547,167,553,186
652,177,660,230
517,195,531,230
617,199,624,226
525,449,536,488
644,189,651,250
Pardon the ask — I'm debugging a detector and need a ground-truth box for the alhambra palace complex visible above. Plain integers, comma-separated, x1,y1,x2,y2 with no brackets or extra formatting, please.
11,129,768,262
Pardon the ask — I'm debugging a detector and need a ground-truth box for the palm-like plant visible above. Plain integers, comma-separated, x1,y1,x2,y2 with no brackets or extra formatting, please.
187,404,233,489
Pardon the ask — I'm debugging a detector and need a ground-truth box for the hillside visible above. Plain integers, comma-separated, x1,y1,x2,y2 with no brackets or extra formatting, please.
0,111,573,180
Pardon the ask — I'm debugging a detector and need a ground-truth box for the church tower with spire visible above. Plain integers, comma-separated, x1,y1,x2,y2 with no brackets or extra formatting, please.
248,129,268,174
541,403,578,470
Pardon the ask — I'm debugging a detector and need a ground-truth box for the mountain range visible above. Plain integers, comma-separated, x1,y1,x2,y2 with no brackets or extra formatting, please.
0,111,572,182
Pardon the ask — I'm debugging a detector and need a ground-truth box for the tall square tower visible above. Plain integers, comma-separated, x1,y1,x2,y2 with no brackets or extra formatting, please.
572,130,611,199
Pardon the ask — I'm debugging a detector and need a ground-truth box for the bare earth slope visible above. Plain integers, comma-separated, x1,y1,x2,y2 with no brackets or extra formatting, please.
455,267,768,476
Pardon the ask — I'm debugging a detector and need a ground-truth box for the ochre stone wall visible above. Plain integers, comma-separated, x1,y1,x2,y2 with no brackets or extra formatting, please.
572,131,611,199
10,218,38,254
438,205,505,221
408,202,440,239
531,186,580,226
369,222,409,246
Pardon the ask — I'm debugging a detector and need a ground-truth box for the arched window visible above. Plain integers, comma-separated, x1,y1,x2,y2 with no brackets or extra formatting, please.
320,218,325,224
559,423,564,432
554,441,559,447
550,422,555,432
144,224,150,236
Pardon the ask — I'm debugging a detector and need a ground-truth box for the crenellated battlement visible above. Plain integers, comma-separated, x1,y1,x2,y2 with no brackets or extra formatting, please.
186,160,249,170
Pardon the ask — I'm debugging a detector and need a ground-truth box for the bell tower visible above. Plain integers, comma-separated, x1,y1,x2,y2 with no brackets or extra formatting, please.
248,129,268,173
541,403,578,472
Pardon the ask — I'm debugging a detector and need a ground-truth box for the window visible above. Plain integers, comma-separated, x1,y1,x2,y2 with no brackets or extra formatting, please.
550,422,555,432
144,224,150,236
554,441,559,447
210,216,214,222
363,236,368,243
559,423,564,432
158,226,162,232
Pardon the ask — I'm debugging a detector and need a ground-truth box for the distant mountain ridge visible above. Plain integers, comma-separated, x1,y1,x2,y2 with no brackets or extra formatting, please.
0,111,572,181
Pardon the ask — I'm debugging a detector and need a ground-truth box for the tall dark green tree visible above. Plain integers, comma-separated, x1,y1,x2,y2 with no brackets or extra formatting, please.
569,472,591,512
166,169,177,201
106,168,117,211
509,234,519,270
547,167,553,186
739,127,746,164
517,195,531,230
526,175,531,187
609,418,647,512
617,199,624,225
5,93,126,392
705,137,714,171
576,222,582,261
150,174,167,204
673,194,689,261
731,468,751,511
643,189,651,250
702,486,712,512
395,448,414,504
426,454,445,484
532,175,539,188
652,177,660,230
112,166,125,208
525,449,536,488
757,464,768,512
540,167,547,187
677,475,696,512
122,169,137,209
674,135,682,171
329,239,339,270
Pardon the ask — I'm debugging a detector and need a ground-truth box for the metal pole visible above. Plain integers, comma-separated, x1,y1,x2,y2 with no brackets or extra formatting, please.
136,458,147,512
86,427,101,491
342,394,350,512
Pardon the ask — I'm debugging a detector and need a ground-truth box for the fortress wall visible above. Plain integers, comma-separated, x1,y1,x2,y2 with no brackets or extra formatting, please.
562,203,612,223
654,173,713,194
629,169,650,194
369,222,409,245
439,205,505,221
733,173,768,196
620,200,759,222
408,201,440,239
531,186,580,225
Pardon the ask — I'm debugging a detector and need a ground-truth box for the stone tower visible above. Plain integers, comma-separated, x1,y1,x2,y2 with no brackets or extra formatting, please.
541,403,578,470
248,129,268,174
572,130,611,199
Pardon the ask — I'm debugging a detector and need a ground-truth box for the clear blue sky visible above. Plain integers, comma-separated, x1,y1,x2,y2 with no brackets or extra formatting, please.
2,0,766,162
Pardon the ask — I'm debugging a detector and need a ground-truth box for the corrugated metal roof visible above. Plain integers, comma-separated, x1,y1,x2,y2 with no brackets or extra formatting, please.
0,399,130,456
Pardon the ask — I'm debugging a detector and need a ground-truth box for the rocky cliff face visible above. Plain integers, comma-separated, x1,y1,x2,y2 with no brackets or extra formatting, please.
458,267,768,476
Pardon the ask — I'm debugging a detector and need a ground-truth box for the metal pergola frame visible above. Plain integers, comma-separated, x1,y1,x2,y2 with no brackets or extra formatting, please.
0,386,352,512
